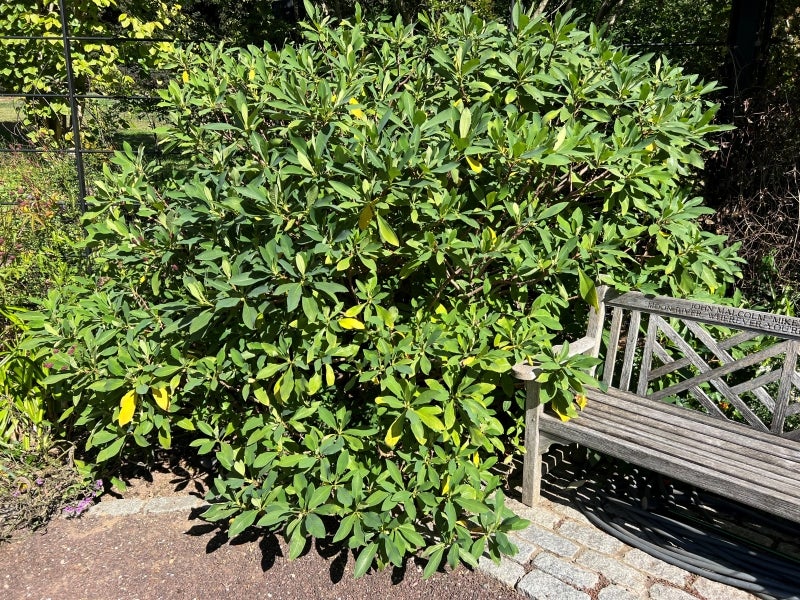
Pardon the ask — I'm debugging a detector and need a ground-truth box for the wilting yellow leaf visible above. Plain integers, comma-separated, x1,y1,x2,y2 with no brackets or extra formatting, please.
182,71,189,83
385,415,404,448
575,393,588,410
466,155,483,173
358,204,374,230
338,317,365,330
152,386,170,411
119,390,137,426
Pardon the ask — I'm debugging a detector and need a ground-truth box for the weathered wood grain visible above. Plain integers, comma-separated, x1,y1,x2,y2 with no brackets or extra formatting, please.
603,307,624,388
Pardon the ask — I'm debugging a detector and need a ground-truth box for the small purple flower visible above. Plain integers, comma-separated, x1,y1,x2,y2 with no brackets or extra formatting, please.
43,362,53,369
52,349,60,354
67,346,75,356
95,480,103,491
35,477,44,486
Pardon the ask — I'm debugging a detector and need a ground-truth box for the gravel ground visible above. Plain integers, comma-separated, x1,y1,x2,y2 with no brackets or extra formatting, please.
0,508,525,600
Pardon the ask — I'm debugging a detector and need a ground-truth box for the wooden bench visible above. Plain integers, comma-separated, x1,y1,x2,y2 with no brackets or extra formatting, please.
512,287,800,524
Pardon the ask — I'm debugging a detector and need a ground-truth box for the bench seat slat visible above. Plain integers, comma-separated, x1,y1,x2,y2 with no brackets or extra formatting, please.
539,400,800,522
543,414,798,502
603,387,800,455
561,397,800,488
580,396,800,473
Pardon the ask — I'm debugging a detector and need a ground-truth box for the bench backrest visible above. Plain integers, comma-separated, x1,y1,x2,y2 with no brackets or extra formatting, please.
593,288,800,440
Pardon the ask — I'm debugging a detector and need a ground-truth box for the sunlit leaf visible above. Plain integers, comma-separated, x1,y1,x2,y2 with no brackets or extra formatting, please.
338,317,365,330
152,386,170,411
466,155,483,173
118,390,137,426
385,414,404,448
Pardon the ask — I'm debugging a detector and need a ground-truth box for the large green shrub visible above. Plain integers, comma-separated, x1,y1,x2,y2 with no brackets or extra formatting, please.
20,4,740,574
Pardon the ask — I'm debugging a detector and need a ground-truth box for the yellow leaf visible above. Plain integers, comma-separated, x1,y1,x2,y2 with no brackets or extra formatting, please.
182,71,189,83
385,415,404,448
325,364,335,387
358,204,374,230
248,68,255,81
338,317,365,330
466,155,483,173
119,390,137,426
348,97,365,119
442,475,450,494
575,393,588,410
472,452,480,466
152,386,170,411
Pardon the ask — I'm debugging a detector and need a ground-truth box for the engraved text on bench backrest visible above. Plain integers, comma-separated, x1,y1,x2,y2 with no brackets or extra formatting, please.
599,291,800,439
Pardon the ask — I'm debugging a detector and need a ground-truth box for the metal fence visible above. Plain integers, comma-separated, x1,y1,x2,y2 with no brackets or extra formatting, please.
0,0,198,211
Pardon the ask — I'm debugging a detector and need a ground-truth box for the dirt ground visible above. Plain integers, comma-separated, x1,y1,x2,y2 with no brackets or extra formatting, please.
0,458,526,600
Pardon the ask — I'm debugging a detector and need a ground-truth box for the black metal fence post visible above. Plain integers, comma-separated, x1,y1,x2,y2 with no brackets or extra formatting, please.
57,0,88,212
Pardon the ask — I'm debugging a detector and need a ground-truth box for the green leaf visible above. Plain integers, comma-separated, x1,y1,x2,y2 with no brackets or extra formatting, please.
578,268,599,311
242,303,258,329
304,513,327,538
354,542,378,578
228,509,259,539
423,546,445,579
413,407,445,432
189,310,213,335
376,213,400,247
296,150,315,174
459,107,472,139
95,436,126,463
286,283,302,312
330,180,361,201
288,526,308,559
308,485,332,510
202,504,241,522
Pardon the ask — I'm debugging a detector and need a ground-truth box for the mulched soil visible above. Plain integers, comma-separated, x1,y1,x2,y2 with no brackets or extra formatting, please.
0,455,526,600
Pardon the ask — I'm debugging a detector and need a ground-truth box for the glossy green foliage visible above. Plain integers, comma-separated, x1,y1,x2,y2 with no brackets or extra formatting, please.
19,3,741,574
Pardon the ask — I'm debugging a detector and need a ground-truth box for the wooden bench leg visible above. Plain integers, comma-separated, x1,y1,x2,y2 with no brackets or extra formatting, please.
522,379,545,506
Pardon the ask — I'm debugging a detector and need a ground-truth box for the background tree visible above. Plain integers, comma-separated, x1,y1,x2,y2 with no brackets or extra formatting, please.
0,0,181,145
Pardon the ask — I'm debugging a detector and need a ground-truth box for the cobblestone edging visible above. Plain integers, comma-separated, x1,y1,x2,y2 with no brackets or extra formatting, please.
476,498,758,600
88,495,208,518
86,494,757,600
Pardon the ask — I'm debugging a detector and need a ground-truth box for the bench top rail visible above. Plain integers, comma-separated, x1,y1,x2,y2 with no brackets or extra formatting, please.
605,290,800,340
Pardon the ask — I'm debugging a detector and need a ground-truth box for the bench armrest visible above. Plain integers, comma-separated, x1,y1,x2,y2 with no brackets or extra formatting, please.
511,335,598,381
